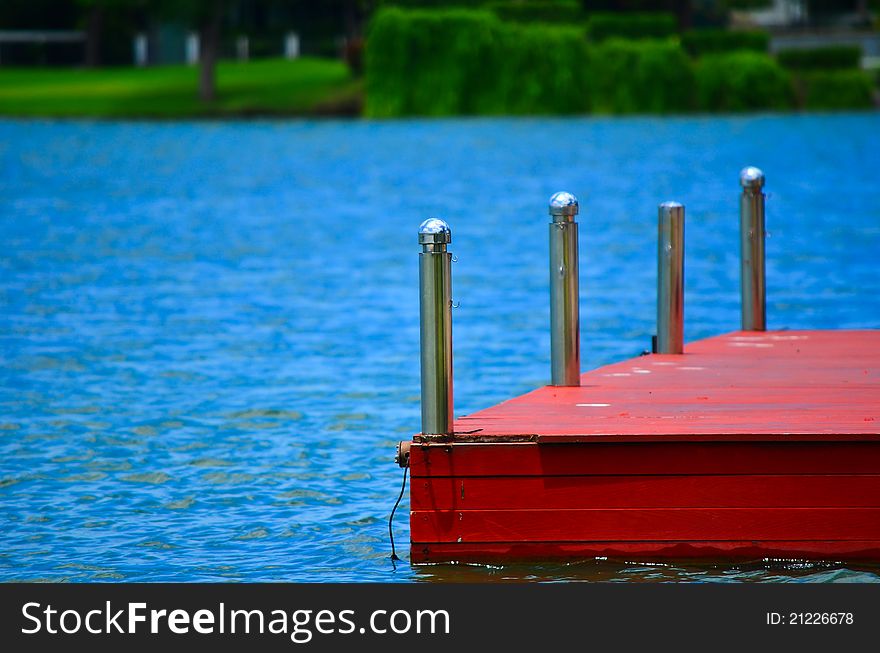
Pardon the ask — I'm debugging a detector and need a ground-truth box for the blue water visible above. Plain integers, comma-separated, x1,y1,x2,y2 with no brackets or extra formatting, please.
2,114,879,583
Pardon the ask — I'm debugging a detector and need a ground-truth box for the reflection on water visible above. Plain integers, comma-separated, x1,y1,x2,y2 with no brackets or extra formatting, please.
1,115,879,582
412,559,880,583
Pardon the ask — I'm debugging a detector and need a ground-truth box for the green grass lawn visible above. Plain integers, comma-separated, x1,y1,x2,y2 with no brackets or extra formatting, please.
0,58,363,118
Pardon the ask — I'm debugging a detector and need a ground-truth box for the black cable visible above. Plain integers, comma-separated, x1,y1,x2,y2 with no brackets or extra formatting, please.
389,464,408,562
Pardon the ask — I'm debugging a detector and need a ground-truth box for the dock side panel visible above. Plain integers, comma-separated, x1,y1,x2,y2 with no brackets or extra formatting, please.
409,442,880,562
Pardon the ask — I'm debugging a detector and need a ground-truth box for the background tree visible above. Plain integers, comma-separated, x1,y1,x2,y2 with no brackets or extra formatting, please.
164,1,367,104
148,0,229,102
195,0,225,102
79,0,107,67
77,0,145,67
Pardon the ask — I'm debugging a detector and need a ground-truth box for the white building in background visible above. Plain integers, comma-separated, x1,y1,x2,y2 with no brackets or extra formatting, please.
284,32,300,60
731,0,880,68
236,36,249,61
733,0,875,29
734,0,806,28
185,32,199,65
133,33,148,67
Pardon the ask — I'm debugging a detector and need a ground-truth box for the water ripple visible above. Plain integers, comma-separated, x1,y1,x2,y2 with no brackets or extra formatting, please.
1,115,879,582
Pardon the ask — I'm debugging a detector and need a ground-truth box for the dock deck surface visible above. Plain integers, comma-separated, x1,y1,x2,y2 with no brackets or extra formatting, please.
447,330,880,443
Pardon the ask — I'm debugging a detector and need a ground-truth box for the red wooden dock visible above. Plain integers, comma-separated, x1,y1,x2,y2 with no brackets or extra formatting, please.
408,330,880,562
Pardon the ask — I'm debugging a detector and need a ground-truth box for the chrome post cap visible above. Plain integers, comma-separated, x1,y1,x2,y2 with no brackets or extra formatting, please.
549,191,579,217
740,166,765,191
659,201,684,218
418,217,451,245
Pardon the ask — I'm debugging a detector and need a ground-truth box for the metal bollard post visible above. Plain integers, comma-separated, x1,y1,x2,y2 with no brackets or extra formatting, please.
418,218,453,437
548,192,580,386
657,201,685,355
740,166,766,331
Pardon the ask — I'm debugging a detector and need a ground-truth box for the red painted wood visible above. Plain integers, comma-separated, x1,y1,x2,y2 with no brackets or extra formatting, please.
409,442,880,477
449,330,880,442
411,508,880,543
411,541,880,563
407,330,880,561
411,475,880,510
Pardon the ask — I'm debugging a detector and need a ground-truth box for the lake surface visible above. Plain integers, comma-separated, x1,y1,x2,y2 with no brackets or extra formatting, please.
2,114,879,583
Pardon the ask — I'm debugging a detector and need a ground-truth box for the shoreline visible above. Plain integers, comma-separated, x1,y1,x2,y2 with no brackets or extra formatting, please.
1,107,877,123
3,58,876,122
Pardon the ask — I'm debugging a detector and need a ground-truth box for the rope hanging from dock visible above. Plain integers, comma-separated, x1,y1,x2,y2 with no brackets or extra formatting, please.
388,464,408,563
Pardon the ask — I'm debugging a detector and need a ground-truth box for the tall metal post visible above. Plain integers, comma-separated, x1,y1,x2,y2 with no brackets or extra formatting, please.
418,218,453,437
657,201,684,355
740,166,766,331
548,192,580,386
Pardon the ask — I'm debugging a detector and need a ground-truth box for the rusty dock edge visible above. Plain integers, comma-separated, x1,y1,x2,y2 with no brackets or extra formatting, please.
408,330,880,563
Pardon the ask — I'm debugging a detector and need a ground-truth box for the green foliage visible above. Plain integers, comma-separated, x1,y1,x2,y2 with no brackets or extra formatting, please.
364,8,495,117
681,29,769,57
488,1,584,24
367,7,870,117
494,23,591,114
585,12,677,41
696,51,794,111
365,7,590,117
800,70,875,109
777,46,863,71
590,38,694,113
